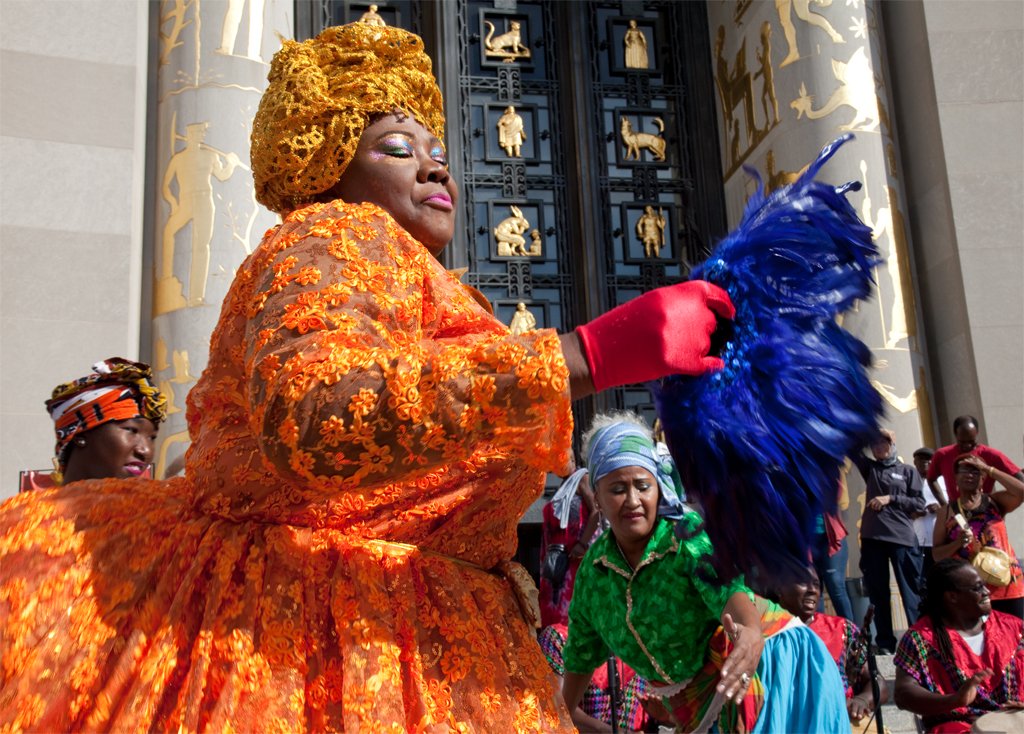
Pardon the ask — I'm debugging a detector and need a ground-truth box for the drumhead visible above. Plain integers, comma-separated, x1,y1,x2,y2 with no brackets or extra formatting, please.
972,709,1024,734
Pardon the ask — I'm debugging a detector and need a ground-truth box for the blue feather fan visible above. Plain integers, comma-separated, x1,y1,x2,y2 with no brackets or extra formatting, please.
652,135,884,588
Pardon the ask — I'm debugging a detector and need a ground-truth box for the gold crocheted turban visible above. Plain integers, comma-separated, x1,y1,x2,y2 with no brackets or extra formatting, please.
251,23,446,215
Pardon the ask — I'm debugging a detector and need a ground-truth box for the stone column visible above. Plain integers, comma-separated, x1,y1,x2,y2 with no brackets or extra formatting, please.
705,0,932,584
150,0,292,476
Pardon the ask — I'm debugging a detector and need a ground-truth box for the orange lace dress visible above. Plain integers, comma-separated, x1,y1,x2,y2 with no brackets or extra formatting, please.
0,201,575,733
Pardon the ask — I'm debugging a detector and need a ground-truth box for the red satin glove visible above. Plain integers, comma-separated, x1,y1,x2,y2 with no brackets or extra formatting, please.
575,281,735,391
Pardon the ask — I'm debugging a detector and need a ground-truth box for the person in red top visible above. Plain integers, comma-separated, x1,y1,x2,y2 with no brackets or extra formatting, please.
894,558,1024,733
928,415,1022,505
539,470,601,627
775,566,885,725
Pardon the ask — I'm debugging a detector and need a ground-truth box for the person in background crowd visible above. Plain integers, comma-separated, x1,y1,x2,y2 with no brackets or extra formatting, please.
913,447,943,580
812,479,856,621
894,558,1024,733
0,22,734,731
539,622,655,733
927,415,1023,505
45,358,166,485
932,454,1024,618
540,467,602,627
774,566,887,725
562,413,847,733
852,428,926,653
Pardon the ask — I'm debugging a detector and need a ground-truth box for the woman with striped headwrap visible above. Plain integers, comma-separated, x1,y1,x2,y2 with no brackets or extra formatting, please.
45,357,167,485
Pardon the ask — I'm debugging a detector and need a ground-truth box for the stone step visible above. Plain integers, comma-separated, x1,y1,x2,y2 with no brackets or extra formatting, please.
870,653,921,734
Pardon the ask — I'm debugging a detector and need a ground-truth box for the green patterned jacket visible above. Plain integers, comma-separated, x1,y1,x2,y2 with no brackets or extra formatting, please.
563,514,759,684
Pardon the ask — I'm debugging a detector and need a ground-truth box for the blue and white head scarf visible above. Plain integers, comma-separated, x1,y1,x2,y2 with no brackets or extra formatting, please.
549,421,686,528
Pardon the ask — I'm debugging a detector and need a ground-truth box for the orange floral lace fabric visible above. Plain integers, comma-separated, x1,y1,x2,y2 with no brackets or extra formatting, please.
0,201,575,732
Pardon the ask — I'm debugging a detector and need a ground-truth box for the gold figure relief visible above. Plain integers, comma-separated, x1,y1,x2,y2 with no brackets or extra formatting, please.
730,120,742,167
154,339,197,417
624,20,649,70
714,26,756,163
497,106,526,157
483,19,531,63
156,117,245,316
620,116,666,162
867,363,933,441
714,22,782,176
885,143,898,177
733,0,754,27
359,5,387,27
152,337,196,478
764,150,808,192
156,429,190,479
528,229,543,255
859,161,917,350
776,0,845,68
494,206,541,257
216,0,266,59
159,0,192,67
636,206,667,259
871,378,918,414
755,22,780,127
790,47,889,132
508,303,537,336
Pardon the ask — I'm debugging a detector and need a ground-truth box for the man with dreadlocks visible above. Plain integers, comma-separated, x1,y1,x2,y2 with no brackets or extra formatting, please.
894,558,1024,733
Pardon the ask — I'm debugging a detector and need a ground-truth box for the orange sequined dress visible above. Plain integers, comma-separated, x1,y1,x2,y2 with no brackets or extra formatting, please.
0,201,576,732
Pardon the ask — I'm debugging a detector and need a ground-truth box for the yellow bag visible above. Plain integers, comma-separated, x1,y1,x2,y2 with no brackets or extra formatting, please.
972,546,1013,588
957,499,1014,588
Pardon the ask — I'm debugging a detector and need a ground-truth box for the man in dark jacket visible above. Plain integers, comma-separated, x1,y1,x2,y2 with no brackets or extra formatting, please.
852,429,926,652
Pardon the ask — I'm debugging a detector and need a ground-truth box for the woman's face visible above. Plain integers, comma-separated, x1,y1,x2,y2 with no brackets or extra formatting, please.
870,437,893,461
594,465,659,546
776,569,821,622
955,461,983,494
330,111,458,257
73,417,158,480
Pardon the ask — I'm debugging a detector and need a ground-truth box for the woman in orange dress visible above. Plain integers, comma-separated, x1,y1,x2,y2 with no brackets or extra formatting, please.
0,23,732,732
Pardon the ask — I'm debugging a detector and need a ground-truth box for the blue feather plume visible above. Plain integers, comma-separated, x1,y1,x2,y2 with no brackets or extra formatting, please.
652,135,884,588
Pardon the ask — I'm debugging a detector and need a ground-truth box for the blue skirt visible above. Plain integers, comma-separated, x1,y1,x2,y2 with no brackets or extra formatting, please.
751,622,848,734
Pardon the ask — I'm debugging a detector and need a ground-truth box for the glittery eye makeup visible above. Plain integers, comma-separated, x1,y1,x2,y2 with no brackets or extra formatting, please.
368,132,447,166
372,134,415,159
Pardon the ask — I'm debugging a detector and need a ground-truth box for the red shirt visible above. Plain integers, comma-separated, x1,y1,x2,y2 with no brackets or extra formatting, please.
928,444,1021,503
894,611,1024,733
806,613,859,698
